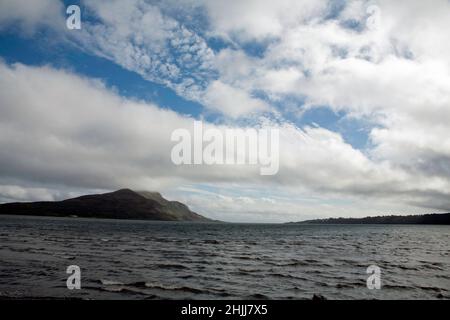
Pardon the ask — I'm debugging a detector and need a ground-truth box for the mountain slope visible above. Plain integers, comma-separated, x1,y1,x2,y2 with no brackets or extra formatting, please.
0,189,210,221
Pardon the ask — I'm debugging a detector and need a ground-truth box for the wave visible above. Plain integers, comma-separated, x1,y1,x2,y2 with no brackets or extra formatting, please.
154,263,189,270
99,279,205,295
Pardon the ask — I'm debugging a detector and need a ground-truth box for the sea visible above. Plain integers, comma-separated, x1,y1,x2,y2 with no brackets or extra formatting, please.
0,215,448,300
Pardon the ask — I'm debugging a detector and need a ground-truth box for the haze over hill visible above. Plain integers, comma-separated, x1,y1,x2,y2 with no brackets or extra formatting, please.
0,189,210,222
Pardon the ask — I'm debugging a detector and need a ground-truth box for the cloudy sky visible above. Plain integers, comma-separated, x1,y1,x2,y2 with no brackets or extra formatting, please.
0,0,450,222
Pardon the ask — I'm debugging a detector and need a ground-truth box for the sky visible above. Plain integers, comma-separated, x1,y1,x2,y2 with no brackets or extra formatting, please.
0,0,450,222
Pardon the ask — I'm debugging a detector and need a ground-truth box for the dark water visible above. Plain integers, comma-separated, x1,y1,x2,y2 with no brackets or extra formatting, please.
0,215,449,300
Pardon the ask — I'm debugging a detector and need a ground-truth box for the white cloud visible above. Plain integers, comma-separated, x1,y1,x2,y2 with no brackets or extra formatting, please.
0,185,55,202
74,0,216,102
170,184,431,223
203,80,270,118
0,0,64,34
202,0,328,41
200,0,450,213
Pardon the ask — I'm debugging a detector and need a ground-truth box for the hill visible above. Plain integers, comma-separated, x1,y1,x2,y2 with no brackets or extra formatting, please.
0,189,210,221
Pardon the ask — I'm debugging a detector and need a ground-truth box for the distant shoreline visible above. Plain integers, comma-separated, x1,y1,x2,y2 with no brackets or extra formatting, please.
0,214,222,224
290,213,450,225
1,213,450,225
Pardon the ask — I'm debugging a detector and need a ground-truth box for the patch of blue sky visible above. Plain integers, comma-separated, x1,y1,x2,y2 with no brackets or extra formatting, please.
299,106,374,151
325,0,366,32
340,18,365,32
323,0,347,21
0,32,205,118
205,36,230,54
257,90,375,151
239,39,274,58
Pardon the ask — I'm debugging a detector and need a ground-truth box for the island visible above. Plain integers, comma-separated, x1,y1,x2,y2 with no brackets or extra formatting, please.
0,189,211,221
